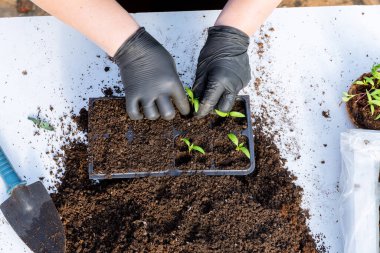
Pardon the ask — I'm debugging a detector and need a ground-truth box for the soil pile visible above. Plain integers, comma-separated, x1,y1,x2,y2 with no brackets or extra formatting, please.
51,113,319,252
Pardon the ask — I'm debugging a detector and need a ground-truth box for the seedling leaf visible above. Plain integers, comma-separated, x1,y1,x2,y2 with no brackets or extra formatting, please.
185,87,194,100
194,98,199,113
371,64,380,79
354,80,365,85
371,100,380,106
240,147,251,159
228,133,239,146
28,116,54,131
215,109,229,117
181,138,191,147
229,111,246,118
371,89,380,96
192,145,205,154
28,116,40,125
366,90,372,103
370,104,375,115
375,114,380,120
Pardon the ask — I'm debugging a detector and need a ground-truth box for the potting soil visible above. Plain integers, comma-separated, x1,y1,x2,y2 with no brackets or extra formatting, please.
51,112,320,252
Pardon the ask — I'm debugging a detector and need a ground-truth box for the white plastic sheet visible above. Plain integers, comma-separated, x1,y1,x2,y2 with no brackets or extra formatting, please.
340,129,380,253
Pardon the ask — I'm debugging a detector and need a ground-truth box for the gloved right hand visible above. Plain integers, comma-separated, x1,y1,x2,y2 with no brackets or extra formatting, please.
114,27,190,120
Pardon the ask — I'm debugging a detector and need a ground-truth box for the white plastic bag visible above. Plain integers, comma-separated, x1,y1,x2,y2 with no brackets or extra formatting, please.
340,129,380,253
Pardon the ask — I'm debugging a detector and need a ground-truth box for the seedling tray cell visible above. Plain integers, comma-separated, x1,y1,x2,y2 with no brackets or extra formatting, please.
88,96,255,179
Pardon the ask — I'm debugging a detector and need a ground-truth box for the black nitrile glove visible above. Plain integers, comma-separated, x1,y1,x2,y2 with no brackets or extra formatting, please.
193,26,251,117
114,27,190,120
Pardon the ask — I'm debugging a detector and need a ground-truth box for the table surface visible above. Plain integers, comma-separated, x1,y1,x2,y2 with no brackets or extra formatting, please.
1,6,379,252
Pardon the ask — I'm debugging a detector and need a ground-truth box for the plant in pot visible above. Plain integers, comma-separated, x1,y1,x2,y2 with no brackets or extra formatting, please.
342,64,380,130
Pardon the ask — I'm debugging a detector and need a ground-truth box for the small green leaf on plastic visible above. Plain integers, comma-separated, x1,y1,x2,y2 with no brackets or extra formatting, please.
215,109,229,117
28,116,40,125
28,117,54,131
192,145,205,154
194,98,199,113
229,111,246,118
228,133,239,146
240,147,251,159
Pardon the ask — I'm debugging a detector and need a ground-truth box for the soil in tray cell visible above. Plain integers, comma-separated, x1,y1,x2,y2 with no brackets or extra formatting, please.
173,100,250,170
89,99,174,174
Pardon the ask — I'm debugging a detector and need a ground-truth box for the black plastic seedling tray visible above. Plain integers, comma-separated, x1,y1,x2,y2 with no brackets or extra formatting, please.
88,95,255,180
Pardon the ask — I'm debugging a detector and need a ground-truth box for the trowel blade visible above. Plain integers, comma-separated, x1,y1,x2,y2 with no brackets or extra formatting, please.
0,181,65,253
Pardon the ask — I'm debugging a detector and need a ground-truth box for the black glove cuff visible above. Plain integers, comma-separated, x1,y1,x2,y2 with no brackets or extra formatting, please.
209,25,250,48
113,27,147,65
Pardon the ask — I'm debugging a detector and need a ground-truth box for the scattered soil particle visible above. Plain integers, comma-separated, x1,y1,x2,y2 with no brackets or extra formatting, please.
322,110,330,118
22,70,27,75
101,87,114,97
104,66,110,72
72,108,88,132
51,114,320,252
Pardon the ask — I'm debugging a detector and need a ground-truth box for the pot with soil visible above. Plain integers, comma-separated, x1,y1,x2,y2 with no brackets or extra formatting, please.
343,64,380,130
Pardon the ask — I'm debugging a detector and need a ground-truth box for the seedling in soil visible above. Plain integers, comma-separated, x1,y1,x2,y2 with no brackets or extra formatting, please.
181,138,205,154
28,116,54,131
342,92,356,102
342,64,380,120
228,133,250,159
214,109,245,118
185,87,199,113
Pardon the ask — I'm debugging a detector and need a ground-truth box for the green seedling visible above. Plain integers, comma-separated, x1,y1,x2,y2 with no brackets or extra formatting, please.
185,87,199,113
181,138,205,154
227,133,250,159
353,65,380,89
214,109,245,118
28,116,54,131
342,92,356,102
342,63,380,120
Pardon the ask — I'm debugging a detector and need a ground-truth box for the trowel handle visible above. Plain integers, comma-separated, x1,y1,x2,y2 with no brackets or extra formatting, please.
0,147,26,194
